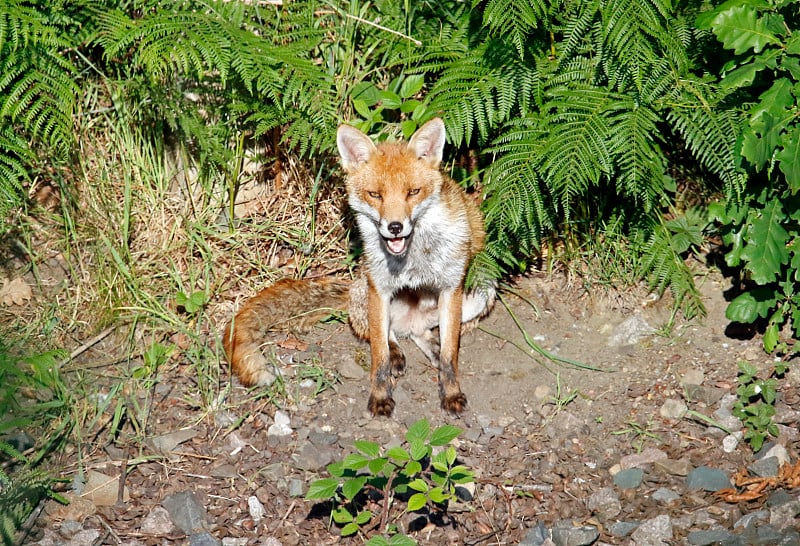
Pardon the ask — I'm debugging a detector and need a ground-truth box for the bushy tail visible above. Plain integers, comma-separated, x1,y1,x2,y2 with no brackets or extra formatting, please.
222,278,350,387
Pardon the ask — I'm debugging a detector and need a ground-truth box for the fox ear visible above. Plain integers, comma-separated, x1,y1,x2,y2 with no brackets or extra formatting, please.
408,118,446,167
337,124,377,171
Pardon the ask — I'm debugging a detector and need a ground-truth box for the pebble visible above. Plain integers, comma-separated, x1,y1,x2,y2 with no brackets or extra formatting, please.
288,479,305,498
654,458,693,476
162,490,208,534
620,447,667,469
733,510,769,530
336,357,365,380
629,515,672,546
58,520,83,539
608,521,639,537
748,455,779,478
769,496,800,530
680,368,704,386
189,532,221,546
761,443,790,466
586,487,621,519
247,496,266,522
551,519,599,546
687,529,734,545
613,468,644,489
140,506,176,535
660,398,687,420
607,315,655,346
685,466,731,492
518,521,549,546
267,411,293,440
651,487,680,504
722,432,742,453
291,443,333,471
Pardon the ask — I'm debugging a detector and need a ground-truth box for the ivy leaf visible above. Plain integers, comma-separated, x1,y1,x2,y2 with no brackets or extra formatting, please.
706,4,782,55
741,199,790,284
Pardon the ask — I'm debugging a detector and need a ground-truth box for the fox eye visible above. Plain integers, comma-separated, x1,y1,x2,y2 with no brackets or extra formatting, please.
367,191,381,200
407,188,420,197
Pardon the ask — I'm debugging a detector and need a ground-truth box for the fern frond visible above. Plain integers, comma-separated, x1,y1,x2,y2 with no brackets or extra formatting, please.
481,0,548,58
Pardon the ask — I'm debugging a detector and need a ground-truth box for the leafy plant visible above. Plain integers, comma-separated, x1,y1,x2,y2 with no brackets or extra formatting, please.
306,418,473,541
731,361,781,452
700,0,800,357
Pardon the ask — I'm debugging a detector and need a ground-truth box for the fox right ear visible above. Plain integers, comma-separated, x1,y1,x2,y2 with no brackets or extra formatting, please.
337,124,377,171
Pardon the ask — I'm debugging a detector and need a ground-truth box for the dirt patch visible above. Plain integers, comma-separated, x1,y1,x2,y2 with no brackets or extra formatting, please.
18,266,800,544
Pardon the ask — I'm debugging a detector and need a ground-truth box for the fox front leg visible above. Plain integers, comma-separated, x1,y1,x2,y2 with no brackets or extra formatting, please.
366,282,401,417
438,286,467,413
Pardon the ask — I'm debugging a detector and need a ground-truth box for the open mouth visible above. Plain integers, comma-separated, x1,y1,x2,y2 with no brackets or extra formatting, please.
384,236,409,255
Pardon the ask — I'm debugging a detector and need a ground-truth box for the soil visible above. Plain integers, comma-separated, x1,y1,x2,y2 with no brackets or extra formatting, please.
18,264,800,544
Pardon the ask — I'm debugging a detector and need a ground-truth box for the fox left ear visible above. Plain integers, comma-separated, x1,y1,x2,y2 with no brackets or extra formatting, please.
408,118,446,167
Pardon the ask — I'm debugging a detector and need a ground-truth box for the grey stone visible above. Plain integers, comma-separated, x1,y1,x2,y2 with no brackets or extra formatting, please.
686,466,731,492
140,506,176,535
64,529,100,545
336,357,366,380
518,521,550,546
288,479,305,498
660,398,688,420
608,315,656,346
620,448,667,469
652,487,680,504
749,456,780,478
189,532,221,546
608,521,639,537
308,429,338,446
587,487,621,519
551,520,599,546
769,497,800,530
734,510,769,530
291,443,333,471
247,495,266,522
613,467,644,489
267,410,293,439
162,490,208,534
58,520,83,539
654,458,693,476
687,529,734,545
762,443,791,466
629,515,672,546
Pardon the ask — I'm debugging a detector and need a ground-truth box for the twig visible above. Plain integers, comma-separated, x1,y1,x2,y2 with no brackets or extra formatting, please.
60,326,116,367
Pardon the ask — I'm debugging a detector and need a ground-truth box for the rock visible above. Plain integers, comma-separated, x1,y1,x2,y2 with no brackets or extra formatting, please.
687,529,734,545
146,428,198,454
654,458,693,477
714,394,744,431
189,532,221,546
629,515,672,546
267,411,293,441
613,468,644,489
308,428,338,446
336,357,366,380
769,497,800,530
686,466,731,492
81,470,129,506
518,521,550,546
608,521,639,537
749,456,780,478
680,368,704,386
222,539,249,546
608,315,656,347
64,529,100,545
722,432,743,453
652,487,679,504
288,479,305,497
291,443,333,471
660,398,688,420
587,487,621,519
162,490,208,534
762,443,791,466
247,496,266,522
140,506,176,535
58,520,83,539
733,510,769,530
551,520,599,546
620,447,667,469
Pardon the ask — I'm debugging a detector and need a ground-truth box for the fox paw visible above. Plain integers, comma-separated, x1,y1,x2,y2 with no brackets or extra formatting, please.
441,392,467,414
368,394,395,417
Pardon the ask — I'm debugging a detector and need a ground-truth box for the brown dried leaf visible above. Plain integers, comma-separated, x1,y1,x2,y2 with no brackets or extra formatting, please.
0,277,32,306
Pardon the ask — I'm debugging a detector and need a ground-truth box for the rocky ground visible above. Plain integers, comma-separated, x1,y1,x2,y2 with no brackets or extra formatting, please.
23,267,800,545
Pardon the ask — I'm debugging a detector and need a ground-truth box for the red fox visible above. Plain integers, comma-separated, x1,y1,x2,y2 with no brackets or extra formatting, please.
223,118,495,416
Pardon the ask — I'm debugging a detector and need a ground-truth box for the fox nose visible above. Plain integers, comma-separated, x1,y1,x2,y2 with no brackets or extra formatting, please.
387,222,403,236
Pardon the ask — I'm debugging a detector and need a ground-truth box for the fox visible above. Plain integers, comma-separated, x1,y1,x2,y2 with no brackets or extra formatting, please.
222,118,495,417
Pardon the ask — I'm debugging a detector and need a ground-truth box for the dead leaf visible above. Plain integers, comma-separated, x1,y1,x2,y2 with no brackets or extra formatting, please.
278,335,308,351
0,277,32,306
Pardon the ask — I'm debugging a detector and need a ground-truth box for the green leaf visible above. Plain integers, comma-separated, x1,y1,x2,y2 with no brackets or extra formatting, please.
333,506,354,524
763,322,780,353
379,90,402,109
342,453,371,470
368,457,388,475
400,75,425,99
356,510,372,525
706,5,782,55
428,487,449,504
776,126,800,192
341,522,360,536
386,446,410,462
409,441,430,462
726,287,779,323
366,537,389,546
741,200,790,284
403,460,422,477
401,120,417,139
353,99,374,120
305,478,339,500
429,424,462,446
407,478,429,492
351,81,381,106
342,476,367,500
354,440,381,458
389,535,417,546
407,492,427,512
406,419,430,445
737,360,759,378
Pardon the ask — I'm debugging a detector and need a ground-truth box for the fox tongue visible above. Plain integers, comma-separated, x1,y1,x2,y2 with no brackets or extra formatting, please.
387,237,406,254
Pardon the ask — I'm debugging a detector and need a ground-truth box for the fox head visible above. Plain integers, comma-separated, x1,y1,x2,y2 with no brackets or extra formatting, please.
336,118,446,257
